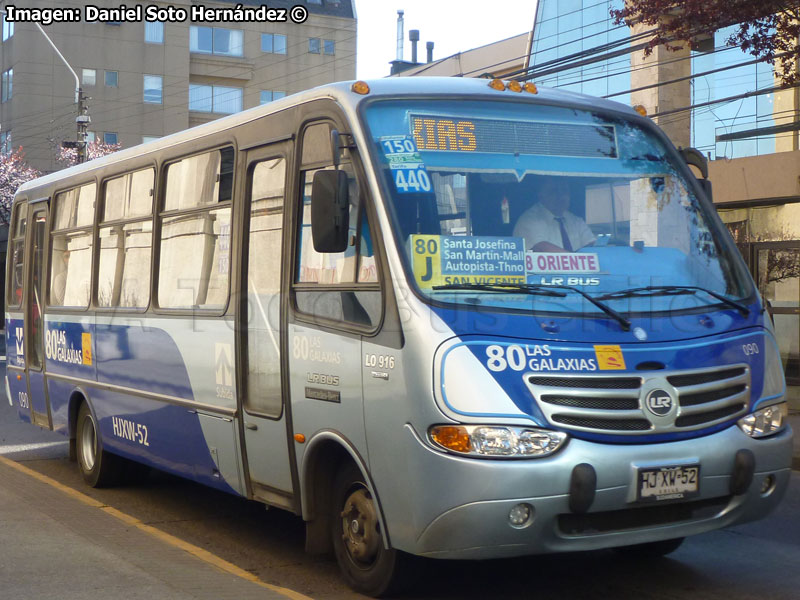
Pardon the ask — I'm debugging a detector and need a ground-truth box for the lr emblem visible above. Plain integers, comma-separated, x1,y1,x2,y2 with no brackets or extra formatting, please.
645,389,674,417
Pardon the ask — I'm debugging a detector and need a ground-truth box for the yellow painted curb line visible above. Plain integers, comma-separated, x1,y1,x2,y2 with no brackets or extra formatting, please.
0,454,314,600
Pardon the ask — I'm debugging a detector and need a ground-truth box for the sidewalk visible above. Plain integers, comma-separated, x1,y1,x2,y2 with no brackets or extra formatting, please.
0,456,308,600
786,386,800,472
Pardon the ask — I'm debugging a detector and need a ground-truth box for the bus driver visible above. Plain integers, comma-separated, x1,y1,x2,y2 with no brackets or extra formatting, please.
513,177,595,252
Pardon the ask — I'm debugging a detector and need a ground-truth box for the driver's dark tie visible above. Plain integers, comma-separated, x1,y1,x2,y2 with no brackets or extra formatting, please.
554,217,573,252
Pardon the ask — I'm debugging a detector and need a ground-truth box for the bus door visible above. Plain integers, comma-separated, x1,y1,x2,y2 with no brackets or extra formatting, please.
6,201,31,422
26,204,51,428
287,121,381,487
238,143,294,507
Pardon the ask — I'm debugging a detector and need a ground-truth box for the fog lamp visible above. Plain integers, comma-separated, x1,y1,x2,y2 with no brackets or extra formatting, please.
508,503,533,528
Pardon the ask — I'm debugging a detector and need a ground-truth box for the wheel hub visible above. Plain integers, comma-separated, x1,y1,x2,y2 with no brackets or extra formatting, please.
340,488,380,564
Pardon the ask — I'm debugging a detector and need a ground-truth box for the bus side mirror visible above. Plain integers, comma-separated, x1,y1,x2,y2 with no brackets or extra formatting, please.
678,146,713,202
697,178,713,202
311,170,349,253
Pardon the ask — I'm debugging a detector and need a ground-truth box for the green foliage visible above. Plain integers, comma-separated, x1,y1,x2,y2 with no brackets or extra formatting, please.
611,0,800,85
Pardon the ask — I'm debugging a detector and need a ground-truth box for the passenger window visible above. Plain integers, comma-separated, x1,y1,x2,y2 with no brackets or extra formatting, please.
246,157,286,417
53,183,96,229
7,204,26,308
50,184,96,308
294,122,381,327
158,148,233,309
97,168,155,308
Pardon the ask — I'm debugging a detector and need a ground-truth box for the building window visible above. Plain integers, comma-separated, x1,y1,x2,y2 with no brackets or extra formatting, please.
143,75,163,104
1,130,11,154
105,70,118,87
87,132,96,143
142,136,160,144
82,69,96,86
158,147,234,309
261,33,287,54
323,39,335,55
104,132,119,145
307,0,322,4
308,37,321,54
190,26,243,57
145,21,164,44
189,84,243,114
2,13,14,41
260,91,286,104
1,68,12,102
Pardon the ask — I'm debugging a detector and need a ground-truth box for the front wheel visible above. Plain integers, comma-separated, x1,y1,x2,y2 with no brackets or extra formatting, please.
331,463,413,597
76,402,119,487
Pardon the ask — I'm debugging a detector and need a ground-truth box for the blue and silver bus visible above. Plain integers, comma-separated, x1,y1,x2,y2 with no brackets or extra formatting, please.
5,78,793,596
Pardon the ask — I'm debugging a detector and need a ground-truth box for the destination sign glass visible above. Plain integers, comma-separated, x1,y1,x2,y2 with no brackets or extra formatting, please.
410,115,618,158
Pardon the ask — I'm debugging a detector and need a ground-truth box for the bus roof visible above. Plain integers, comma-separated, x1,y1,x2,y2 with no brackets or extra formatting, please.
14,77,639,198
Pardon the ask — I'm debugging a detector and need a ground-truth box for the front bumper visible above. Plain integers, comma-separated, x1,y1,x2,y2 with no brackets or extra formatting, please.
393,423,792,559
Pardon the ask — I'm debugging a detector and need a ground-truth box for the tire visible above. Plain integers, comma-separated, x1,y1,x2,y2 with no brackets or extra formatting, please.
331,463,413,597
613,537,685,558
76,402,120,487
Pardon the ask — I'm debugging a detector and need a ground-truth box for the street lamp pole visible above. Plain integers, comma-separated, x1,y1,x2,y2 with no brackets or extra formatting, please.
1,11,90,163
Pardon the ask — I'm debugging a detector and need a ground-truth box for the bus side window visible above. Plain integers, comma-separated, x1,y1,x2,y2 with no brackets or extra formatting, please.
50,183,96,308
8,203,27,308
294,122,381,327
97,168,154,309
158,147,233,310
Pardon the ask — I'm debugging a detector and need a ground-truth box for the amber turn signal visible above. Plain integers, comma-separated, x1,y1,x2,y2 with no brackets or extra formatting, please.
430,425,472,453
488,79,506,91
351,81,370,95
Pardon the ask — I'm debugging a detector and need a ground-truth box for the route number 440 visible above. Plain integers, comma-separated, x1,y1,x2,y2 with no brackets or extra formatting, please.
394,169,432,193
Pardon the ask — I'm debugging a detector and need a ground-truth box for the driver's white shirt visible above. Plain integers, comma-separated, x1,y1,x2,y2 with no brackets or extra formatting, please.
512,203,596,251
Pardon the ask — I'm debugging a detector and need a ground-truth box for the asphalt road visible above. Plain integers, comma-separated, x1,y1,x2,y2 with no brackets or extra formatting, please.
1,365,798,599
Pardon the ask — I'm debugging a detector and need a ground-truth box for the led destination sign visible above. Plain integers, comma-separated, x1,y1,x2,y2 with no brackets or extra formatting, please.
410,115,618,158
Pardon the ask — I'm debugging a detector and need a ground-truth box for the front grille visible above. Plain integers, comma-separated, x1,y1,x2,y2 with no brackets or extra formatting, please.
540,396,639,410
667,367,746,387
526,364,750,436
675,404,745,428
558,496,731,536
528,376,641,389
552,415,652,431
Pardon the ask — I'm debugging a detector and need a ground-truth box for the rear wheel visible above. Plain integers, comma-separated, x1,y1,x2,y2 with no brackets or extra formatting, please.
613,537,685,558
76,402,119,487
331,463,413,597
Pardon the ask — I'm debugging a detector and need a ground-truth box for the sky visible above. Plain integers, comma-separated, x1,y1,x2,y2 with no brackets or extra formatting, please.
353,1,538,80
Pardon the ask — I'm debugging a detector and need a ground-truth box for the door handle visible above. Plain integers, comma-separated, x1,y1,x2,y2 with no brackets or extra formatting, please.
245,422,258,431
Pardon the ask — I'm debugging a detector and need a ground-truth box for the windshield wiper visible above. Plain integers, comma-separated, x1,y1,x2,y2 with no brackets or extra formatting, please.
546,285,632,331
595,286,750,317
431,282,567,298
433,283,632,331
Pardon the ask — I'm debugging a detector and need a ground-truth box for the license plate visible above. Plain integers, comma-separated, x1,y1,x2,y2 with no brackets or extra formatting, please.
637,464,700,502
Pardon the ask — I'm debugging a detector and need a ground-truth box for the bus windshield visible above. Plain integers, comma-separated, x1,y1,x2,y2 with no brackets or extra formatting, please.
363,99,753,316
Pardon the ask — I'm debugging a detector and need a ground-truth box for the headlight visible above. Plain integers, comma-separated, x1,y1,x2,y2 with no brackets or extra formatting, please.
429,425,567,458
738,402,788,438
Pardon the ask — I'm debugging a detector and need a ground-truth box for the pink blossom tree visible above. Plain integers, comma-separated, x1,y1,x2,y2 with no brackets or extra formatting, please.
56,140,121,168
0,147,41,226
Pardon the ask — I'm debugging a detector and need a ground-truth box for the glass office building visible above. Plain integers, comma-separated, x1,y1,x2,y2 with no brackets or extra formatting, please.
530,0,800,384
